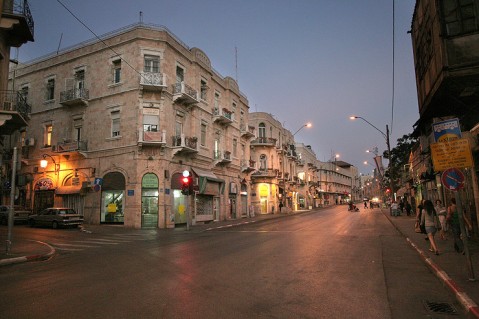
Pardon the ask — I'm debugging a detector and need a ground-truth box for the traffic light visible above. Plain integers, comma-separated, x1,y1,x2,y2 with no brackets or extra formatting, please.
181,176,192,195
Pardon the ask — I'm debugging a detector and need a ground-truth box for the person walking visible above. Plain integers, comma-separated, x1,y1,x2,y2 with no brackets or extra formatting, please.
446,198,464,254
435,199,447,240
405,200,412,216
421,199,440,255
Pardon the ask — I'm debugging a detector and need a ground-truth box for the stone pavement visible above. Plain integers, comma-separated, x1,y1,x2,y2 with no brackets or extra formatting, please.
1,207,478,317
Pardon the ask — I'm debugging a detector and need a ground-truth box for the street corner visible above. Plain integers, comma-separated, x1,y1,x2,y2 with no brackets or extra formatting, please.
0,240,55,266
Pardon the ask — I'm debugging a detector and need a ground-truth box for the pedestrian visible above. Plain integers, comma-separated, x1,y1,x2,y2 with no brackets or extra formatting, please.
416,199,428,240
279,201,283,213
399,199,404,215
446,198,464,254
405,200,412,216
434,199,447,240
364,200,368,209
391,201,399,216
421,199,440,255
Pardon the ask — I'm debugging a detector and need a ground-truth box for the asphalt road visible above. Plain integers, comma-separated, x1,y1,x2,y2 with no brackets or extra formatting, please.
0,206,466,318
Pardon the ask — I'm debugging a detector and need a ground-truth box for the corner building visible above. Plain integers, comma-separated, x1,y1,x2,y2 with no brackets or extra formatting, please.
11,23,253,228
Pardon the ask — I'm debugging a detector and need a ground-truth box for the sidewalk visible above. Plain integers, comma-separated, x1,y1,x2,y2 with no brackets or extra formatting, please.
1,207,478,317
383,209,479,318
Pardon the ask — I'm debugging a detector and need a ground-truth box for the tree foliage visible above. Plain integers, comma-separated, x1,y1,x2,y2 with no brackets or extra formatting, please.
383,133,417,191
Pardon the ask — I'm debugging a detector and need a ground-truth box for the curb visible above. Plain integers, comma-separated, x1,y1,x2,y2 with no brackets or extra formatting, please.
385,211,479,318
0,240,55,267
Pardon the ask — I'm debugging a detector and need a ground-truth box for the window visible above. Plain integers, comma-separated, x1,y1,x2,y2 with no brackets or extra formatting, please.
113,60,121,83
200,79,208,100
45,78,55,101
144,55,160,73
258,123,266,138
214,92,220,108
111,111,120,137
176,66,184,84
201,121,207,146
442,0,478,36
143,115,158,132
74,69,85,90
73,118,83,142
45,124,53,147
232,102,237,120
233,138,237,157
260,154,267,170
20,86,29,103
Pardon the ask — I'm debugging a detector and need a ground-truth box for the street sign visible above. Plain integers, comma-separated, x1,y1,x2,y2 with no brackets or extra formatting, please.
432,118,461,142
430,138,474,171
441,168,465,191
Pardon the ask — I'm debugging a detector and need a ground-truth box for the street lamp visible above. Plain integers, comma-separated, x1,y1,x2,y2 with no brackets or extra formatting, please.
40,154,59,173
350,115,395,204
293,122,312,137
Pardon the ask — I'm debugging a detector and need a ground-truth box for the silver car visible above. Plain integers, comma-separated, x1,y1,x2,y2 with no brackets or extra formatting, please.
29,207,83,229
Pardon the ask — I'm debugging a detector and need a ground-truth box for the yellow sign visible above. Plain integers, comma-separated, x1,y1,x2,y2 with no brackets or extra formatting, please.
259,185,269,197
107,203,117,213
430,138,473,171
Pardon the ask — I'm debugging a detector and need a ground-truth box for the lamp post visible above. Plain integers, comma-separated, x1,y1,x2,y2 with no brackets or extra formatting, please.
293,122,312,137
350,115,395,206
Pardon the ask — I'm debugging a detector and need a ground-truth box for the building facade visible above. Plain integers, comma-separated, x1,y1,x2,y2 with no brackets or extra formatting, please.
10,23,254,229
0,0,33,207
409,0,479,231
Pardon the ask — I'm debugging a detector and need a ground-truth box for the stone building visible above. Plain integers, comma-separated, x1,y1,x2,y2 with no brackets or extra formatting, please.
409,0,479,230
9,23,253,229
0,0,34,206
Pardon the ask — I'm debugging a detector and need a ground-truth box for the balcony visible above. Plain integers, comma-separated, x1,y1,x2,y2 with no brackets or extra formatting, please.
140,72,167,91
250,137,277,147
53,140,88,153
138,129,166,147
0,90,30,135
171,134,198,156
251,168,278,179
60,88,89,107
240,123,255,139
172,82,199,106
213,150,232,165
213,107,233,125
241,159,256,173
2,0,34,47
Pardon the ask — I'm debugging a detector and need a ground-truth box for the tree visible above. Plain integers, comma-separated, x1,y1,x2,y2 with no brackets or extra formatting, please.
383,133,417,192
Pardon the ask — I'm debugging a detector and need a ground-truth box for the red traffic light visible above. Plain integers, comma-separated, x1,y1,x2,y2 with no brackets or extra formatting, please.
182,177,190,184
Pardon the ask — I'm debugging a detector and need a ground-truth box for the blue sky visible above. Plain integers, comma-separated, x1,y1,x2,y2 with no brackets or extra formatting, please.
18,0,418,174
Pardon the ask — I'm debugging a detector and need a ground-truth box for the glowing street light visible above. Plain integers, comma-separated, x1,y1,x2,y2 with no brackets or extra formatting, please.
293,122,312,137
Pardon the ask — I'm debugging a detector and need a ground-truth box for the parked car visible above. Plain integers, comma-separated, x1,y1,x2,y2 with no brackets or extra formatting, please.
28,207,83,229
0,205,32,225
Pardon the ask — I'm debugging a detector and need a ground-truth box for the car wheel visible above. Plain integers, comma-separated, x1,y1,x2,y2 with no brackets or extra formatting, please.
29,219,35,227
52,221,58,229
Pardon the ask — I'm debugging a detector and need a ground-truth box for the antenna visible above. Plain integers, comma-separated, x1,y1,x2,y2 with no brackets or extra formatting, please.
235,46,238,83
56,33,63,55
139,11,143,24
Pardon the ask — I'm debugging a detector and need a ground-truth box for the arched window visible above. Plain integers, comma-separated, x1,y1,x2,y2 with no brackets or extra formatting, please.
260,154,267,170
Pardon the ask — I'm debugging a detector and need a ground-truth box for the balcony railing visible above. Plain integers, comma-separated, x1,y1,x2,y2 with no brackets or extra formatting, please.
0,90,31,118
251,168,278,178
2,0,34,46
250,137,277,146
240,123,255,138
213,107,233,125
241,159,256,172
171,134,198,155
140,72,166,89
172,82,198,105
139,129,166,146
53,140,88,153
60,88,89,106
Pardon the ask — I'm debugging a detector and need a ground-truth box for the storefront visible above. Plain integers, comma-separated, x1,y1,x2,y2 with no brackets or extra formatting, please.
100,172,125,224
141,173,159,228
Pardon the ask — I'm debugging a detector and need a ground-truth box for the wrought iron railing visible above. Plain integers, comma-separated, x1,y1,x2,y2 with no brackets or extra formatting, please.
0,90,31,119
2,0,34,37
60,88,89,103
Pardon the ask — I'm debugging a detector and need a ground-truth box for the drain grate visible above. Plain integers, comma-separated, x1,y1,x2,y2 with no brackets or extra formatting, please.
423,300,458,315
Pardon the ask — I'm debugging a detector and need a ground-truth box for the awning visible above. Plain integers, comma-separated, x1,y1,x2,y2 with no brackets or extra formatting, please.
191,167,225,194
55,185,82,195
191,167,223,182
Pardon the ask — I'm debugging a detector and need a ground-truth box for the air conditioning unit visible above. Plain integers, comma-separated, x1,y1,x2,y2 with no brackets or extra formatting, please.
22,138,35,147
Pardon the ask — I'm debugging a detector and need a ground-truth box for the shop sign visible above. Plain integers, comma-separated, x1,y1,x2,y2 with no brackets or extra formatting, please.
142,173,158,188
35,178,54,190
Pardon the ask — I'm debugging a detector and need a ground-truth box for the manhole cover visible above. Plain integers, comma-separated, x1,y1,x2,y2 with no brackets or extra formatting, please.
423,300,458,315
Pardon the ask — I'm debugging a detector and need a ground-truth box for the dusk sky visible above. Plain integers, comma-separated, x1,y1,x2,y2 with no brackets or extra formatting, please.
17,0,418,175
